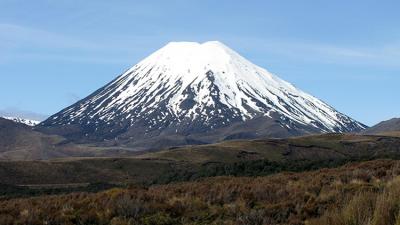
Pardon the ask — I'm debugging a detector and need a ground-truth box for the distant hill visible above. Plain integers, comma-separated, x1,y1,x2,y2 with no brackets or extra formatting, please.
1,116,40,126
138,133,400,164
0,118,137,160
363,118,400,136
0,108,47,122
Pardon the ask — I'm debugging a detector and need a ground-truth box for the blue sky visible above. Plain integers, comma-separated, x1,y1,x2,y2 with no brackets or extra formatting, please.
0,0,399,125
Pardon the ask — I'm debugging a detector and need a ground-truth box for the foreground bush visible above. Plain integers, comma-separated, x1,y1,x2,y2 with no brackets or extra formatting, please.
308,175,400,225
1,160,400,225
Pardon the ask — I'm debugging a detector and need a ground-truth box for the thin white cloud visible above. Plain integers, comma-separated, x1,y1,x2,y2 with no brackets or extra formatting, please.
1,23,399,68
0,23,98,49
0,23,163,64
5,52,135,64
228,36,400,68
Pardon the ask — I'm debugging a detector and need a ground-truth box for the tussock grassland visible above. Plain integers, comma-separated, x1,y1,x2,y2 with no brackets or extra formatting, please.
2,160,400,225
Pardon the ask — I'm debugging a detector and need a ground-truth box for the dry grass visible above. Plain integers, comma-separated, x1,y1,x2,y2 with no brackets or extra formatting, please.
377,131,400,137
1,160,400,225
307,169,400,225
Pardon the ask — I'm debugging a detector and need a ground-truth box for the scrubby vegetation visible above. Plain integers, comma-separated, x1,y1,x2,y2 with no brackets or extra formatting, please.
151,157,362,184
309,174,400,225
1,133,399,187
0,182,120,200
2,160,400,225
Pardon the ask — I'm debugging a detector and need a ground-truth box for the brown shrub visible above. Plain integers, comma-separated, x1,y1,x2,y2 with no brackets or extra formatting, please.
1,160,400,225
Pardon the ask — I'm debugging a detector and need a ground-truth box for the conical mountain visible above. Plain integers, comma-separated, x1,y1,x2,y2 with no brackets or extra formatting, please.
39,41,366,150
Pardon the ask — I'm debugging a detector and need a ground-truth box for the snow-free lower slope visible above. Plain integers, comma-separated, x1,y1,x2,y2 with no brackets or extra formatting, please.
39,41,366,149
363,118,400,135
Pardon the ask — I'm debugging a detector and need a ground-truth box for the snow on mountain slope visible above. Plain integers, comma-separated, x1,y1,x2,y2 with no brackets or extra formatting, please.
2,116,41,126
40,41,366,148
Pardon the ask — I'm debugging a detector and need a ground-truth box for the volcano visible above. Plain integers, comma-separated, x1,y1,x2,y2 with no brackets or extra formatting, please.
39,41,366,150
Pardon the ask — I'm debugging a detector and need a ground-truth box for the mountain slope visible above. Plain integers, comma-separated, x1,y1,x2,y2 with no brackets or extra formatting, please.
39,41,366,149
363,118,400,135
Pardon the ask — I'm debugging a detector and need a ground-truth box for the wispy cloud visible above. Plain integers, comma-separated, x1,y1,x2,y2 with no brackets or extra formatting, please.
1,23,399,68
65,92,81,104
231,37,400,68
0,23,97,49
0,23,159,64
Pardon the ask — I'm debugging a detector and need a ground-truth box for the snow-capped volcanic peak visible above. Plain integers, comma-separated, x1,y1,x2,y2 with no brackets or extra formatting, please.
43,41,366,138
3,116,41,126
